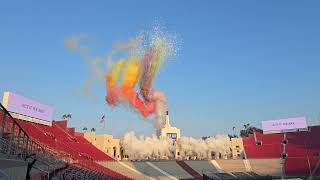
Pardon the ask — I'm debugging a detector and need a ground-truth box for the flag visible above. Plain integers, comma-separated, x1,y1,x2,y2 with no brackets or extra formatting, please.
99,115,106,124
100,114,106,129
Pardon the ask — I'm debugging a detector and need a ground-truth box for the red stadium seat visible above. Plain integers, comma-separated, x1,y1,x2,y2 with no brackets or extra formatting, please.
13,119,129,179
243,126,320,176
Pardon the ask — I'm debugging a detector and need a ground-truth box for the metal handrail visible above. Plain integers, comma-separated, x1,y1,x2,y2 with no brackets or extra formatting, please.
0,103,47,153
32,165,50,180
0,103,30,139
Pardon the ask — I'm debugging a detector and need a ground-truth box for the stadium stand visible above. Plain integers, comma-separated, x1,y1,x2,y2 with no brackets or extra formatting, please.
98,161,152,180
184,160,219,175
202,171,272,180
231,172,254,180
0,103,130,179
202,172,237,180
242,126,320,177
215,159,246,172
144,161,179,180
4,94,320,179
242,159,252,171
242,130,283,159
246,171,272,180
0,158,27,180
122,161,166,179
210,160,224,173
99,160,198,180
176,160,202,180
248,158,283,176
151,161,193,179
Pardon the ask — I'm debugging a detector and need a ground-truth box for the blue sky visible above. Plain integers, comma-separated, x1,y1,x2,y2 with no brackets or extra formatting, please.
1,1,320,138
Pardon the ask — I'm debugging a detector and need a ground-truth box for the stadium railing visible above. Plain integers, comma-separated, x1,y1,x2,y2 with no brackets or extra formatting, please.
0,103,45,160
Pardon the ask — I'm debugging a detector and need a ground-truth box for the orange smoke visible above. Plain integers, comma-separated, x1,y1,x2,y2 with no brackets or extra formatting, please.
105,56,155,117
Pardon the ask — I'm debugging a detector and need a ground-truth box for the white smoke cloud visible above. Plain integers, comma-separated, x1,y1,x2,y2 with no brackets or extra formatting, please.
177,135,231,160
149,90,168,129
120,131,175,160
120,132,231,161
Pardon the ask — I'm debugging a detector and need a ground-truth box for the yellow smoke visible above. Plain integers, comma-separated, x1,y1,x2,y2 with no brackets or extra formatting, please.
121,57,141,89
109,60,124,88
106,56,141,101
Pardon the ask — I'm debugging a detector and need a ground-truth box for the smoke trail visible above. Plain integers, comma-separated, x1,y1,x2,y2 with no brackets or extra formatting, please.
65,33,143,100
105,26,179,128
120,132,231,161
112,32,143,52
66,25,179,127
64,35,105,100
149,91,168,128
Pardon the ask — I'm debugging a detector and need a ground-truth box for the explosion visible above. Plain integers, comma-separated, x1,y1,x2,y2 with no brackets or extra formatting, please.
105,26,178,128
121,132,231,161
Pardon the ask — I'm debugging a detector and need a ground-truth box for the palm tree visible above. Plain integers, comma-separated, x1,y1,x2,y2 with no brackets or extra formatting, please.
201,136,210,140
232,126,237,137
62,113,72,120
243,123,251,130
241,123,252,137
91,128,96,132
62,114,67,119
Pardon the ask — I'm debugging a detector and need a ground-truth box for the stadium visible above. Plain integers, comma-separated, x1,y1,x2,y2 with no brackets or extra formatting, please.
0,91,320,179
1,1,320,180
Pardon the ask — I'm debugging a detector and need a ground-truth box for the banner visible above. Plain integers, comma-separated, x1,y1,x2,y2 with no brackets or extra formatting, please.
261,117,307,133
2,91,54,121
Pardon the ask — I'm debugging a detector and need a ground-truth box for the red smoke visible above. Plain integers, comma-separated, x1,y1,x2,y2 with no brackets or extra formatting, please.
105,87,155,117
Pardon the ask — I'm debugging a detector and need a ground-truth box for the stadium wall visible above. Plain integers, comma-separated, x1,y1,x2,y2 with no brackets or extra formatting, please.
84,131,121,160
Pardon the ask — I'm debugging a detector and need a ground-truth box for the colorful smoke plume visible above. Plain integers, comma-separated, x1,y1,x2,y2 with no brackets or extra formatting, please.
65,26,178,128
106,26,179,128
